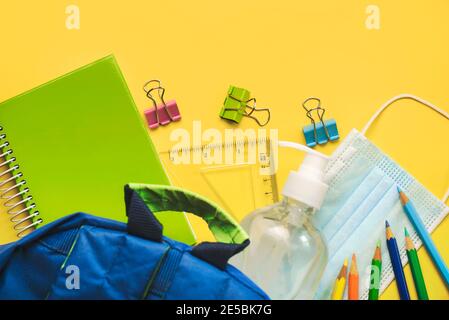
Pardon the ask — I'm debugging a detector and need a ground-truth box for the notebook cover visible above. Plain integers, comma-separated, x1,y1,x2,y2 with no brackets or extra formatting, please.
0,55,195,244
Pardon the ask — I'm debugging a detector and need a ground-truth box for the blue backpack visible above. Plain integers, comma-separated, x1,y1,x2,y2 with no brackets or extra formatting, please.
0,184,269,300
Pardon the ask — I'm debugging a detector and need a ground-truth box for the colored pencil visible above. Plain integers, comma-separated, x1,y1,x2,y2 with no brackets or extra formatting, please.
348,254,359,300
331,259,347,300
405,227,429,300
385,220,410,300
398,188,449,289
368,240,382,300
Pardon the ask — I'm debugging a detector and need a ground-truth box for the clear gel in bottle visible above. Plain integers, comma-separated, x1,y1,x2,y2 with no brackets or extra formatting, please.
232,142,330,300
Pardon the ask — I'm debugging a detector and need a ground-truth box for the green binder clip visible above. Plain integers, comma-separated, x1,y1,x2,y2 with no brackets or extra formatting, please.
219,86,270,126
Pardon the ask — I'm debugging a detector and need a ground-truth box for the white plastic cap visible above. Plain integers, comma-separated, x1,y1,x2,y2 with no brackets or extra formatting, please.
279,142,329,210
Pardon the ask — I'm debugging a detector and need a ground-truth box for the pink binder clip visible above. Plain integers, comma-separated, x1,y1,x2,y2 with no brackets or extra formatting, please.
143,80,181,129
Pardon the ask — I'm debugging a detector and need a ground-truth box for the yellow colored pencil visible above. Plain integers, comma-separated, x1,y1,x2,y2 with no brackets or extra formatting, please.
331,259,348,300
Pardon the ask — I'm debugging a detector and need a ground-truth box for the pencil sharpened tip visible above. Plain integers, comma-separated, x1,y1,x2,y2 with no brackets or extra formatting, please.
376,239,381,248
404,227,410,237
397,186,402,193
385,220,390,228
373,243,382,260
343,258,348,266
398,189,409,205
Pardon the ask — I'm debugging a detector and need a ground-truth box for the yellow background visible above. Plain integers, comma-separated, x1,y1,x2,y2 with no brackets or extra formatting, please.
1,0,448,299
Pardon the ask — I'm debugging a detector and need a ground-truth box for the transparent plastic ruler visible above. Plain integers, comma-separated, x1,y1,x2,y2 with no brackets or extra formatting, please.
159,137,278,221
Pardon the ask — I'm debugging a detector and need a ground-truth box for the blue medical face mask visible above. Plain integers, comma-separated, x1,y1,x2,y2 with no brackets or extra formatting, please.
313,94,449,300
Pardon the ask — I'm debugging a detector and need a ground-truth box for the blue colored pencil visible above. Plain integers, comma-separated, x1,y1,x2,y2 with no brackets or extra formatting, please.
385,220,410,300
399,188,449,289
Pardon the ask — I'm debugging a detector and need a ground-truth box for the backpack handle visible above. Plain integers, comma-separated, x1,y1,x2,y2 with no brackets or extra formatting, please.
124,184,249,269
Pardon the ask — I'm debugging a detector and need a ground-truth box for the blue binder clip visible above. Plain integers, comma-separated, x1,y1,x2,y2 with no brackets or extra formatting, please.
302,97,339,148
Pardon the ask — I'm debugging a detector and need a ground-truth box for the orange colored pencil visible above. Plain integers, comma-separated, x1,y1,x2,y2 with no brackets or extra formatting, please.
348,254,359,300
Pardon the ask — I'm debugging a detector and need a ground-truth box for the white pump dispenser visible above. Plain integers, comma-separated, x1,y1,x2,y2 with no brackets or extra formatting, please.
279,141,329,210
231,141,330,300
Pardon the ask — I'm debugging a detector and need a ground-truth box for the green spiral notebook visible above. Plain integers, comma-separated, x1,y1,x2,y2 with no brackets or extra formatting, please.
0,55,195,244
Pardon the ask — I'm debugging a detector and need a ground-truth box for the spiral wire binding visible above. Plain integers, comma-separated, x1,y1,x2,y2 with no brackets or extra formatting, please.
0,126,42,237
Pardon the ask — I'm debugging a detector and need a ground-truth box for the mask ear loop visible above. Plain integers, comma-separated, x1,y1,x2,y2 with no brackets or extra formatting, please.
361,94,449,203
444,189,449,205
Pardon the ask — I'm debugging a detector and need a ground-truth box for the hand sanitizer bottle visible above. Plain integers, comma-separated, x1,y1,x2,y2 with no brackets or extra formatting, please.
232,141,330,300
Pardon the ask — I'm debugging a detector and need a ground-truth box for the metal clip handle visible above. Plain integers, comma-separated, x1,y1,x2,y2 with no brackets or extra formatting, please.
302,97,331,142
243,98,271,127
224,95,271,127
143,80,175,122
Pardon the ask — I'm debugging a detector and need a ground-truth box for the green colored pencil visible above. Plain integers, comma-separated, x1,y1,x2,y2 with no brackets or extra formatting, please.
368,240,382,300
405,228,429,300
